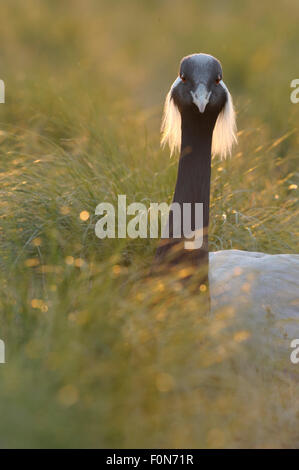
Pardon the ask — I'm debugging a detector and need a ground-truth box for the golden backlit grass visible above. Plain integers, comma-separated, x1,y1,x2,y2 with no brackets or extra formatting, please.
0,0,298,448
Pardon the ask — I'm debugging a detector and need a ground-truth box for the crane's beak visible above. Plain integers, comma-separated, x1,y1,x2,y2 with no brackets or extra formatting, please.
190,84,211,113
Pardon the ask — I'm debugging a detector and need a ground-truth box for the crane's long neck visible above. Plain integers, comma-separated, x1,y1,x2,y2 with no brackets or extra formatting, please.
174,108,215,228
156,107,217,265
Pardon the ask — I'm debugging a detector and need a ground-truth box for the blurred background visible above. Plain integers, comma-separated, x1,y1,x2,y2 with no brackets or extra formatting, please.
0,0,298,448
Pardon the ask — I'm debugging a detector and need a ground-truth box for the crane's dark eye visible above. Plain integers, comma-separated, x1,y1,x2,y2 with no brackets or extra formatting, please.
180,73,187,83
215,75,221,85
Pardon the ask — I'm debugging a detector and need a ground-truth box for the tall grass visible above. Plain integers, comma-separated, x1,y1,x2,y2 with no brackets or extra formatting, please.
0,0,298,448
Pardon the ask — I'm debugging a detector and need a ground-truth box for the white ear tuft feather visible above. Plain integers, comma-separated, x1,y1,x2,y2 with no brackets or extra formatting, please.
212,80,237,159
161,78,181,156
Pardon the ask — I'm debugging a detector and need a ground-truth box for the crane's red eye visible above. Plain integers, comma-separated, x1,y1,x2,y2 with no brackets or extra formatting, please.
180,73,186,82
215,75,221,85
